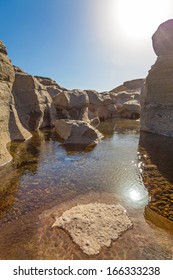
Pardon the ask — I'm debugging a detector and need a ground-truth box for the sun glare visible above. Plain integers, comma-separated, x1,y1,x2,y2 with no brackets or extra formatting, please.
113,0,171,40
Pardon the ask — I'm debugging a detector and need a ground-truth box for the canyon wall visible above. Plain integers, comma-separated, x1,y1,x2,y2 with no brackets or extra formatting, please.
140,19,173,137
0,41,31,166
0,39,143,166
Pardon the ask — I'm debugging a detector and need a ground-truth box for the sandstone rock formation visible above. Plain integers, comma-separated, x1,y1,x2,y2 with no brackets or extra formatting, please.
140,19,173,136
53,89,89,121
35,76,67,99
12,71,56,130
55,119,103,148
110,78,144,93
0,37,143,166
52,203,132,255
152,19,173,56
86,90,117,120
86,79,142,121
120,100,141,119
0,41,31,166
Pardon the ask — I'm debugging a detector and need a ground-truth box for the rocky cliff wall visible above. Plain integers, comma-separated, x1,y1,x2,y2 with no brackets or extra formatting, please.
0,41,31,166
13,72,56,130
140,19,173,137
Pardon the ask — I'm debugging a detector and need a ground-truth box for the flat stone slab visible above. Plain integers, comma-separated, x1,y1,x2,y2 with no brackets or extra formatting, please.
52,203,132,255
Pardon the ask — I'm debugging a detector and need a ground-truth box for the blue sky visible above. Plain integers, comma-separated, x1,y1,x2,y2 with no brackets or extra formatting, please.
0,0,173,91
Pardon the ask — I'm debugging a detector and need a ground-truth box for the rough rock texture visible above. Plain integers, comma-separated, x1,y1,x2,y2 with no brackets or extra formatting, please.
140,20,173,136
86,90,117,120
53,89,89,121
87,89,141,121
12,72,56,130
55,119,103,147
52,203,132,255
0,40,31,166
35,76,67,99
86,79,143,121
120,100,141,119
35,77,142,122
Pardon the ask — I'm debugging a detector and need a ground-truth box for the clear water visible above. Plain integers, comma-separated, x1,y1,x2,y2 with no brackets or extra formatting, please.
0,119,172,259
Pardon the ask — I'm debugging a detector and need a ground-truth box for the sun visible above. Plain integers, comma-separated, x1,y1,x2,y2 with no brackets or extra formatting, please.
113,0,171,40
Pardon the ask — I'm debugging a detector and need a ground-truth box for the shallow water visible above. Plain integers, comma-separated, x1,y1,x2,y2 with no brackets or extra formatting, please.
0,119,172,259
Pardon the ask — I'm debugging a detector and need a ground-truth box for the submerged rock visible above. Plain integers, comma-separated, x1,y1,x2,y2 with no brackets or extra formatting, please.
52,203,132,255
55,119,103,147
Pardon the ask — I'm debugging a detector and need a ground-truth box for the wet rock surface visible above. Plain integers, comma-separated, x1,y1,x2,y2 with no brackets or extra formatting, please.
52,203,132,255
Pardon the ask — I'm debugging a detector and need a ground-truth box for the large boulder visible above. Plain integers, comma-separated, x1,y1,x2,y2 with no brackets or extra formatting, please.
152,19,173,56
140,20,173,136
12,72,56,131
0,40,31,166
55,119,103,147
120,100,141,119
86,90,117,120
53,89,89,121
110,92,134,107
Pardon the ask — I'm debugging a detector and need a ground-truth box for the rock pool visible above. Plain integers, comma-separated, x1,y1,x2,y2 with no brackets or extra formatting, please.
0,119,172,259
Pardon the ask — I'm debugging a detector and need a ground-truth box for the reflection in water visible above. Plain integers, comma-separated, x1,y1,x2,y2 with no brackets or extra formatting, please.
98,119,140,138
128,188,143,201
139,131,173,224
0,120,172,260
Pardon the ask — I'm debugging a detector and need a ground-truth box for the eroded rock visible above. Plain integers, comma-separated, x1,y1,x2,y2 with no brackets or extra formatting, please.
120,100,141,119
86,83,141,121
152,19,173,56
55,119,103,147
53,90,89,121
86,90,118,120
0,40,31,166
12,73,56,130
35,76,67,99
52,203,132,255
110,79,144,93
140,19,173,136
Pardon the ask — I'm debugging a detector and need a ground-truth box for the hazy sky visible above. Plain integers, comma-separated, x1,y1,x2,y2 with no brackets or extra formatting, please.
1,0,173,91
